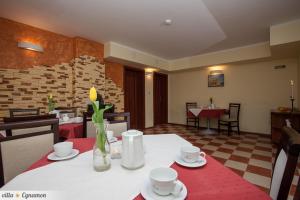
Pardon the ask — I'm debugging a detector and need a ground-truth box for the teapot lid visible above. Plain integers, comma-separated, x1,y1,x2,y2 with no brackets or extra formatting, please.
122,129,143,137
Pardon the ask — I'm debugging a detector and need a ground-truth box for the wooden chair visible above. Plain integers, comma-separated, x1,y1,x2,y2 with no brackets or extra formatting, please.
55,107,77,118
83,112,130,138
9,108,40,117
218,103,241,135
186,102,199,128
3,114,56,137
0,118,59,186
270,126,300,200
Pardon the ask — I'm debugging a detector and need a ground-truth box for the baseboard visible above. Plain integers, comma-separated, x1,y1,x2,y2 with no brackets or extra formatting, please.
143,126,155,130
166,123,270,138
240,131,271,138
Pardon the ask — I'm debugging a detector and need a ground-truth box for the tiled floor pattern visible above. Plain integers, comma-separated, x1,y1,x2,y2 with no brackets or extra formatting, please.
143,124,299,199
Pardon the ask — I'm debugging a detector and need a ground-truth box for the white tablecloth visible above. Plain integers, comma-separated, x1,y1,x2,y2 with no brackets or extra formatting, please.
189,108,202,117
1,134,191,200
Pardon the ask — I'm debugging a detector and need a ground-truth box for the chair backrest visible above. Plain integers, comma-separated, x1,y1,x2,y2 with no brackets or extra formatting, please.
3,114,56,137
55,107,77,118
106,123,128,137
270,126,300,200
186,102,197,112
9,108,40,118
83,112,130,138
228,103,241,120
0,118,59,186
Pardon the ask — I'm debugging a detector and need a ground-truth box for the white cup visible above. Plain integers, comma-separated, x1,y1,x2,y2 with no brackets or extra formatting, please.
149,167,183,196
61,114,69,122
53,142,73,157
106,130,114,141
181,146,206,163
110,141,122,159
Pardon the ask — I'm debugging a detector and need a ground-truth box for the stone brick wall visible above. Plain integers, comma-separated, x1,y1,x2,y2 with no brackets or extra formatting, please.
72,55,106,115
0,18,124,119
0,55,124,119
0,63,73,118
105,77,124,112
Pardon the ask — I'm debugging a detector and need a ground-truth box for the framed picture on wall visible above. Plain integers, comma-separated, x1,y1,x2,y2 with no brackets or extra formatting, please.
208,74,224,87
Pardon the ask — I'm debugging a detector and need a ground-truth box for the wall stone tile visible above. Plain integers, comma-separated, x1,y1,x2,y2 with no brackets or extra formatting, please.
105,78,124,112
0,55,124,119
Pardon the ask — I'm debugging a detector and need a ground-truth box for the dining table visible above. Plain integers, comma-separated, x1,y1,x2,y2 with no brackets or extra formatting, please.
58,117,84,139
189,107,225,133
1,134,271,200
59,123,83,139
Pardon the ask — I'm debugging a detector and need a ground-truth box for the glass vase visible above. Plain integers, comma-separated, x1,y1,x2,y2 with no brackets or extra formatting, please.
93,125,111,172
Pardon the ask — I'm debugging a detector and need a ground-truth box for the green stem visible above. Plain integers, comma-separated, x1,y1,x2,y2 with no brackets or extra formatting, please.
96,126,108,165
96,123,106,154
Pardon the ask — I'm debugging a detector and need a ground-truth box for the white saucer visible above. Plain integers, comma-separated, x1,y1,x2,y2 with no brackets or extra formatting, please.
108,137,118,143
141,180,187,200
174,156,207,168
47,149,79,161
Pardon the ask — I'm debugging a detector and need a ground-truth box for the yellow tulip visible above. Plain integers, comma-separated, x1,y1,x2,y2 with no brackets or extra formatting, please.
49,93,53,99
89,87,97,102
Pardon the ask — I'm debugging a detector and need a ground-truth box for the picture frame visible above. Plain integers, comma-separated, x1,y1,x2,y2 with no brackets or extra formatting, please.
208,74,224,87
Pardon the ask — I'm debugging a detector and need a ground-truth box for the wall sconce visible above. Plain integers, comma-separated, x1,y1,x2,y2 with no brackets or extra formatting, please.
210,70,223,75
145,72,153,77
145,68,157,78
18,41,44,52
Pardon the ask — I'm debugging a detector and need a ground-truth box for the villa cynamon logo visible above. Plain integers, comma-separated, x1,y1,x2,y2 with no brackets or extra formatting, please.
0,191,63,200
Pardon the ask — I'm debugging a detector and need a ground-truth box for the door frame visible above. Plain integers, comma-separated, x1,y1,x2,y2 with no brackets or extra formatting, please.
123,66,145,130
153,72,168,126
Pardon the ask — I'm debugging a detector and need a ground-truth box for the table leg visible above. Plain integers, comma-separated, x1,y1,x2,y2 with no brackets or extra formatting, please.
202,117,217,135
207,118,211,129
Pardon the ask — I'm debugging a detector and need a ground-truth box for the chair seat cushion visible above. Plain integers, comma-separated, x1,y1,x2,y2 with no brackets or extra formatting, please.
220,116,237,122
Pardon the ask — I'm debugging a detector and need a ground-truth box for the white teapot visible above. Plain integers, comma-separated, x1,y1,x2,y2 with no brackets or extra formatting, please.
121,130,145,169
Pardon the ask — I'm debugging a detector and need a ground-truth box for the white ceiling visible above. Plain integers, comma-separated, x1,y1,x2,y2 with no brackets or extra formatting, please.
0,0,300,59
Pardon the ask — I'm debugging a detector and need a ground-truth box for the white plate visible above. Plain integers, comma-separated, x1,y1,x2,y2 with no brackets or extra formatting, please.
108,137,118,143
47,149,79,161
174,155,207,168
141,180,187,200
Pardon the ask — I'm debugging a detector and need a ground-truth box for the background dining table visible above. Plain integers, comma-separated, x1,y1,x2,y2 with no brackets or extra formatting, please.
189,107,225,133
59,123,83,139
2,134,271,200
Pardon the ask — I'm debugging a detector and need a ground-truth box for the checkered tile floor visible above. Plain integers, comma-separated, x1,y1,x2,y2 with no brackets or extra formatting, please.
143,124,299,199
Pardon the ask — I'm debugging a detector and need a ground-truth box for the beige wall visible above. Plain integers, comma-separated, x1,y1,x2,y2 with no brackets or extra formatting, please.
169,58,298,134
145,73,154,128
298,55,300,106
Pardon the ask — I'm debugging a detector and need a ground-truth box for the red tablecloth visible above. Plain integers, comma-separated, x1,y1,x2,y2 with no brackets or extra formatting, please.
59,123,83,139
199,108,225,118
188,108,226,118
27,138,271,200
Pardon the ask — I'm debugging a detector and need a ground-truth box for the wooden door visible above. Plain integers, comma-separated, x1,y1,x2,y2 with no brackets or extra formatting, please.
124,67,145,130
154,72,168,125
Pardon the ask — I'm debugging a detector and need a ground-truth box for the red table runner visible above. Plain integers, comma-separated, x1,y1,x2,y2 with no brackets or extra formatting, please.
27,138,94,171
59,123,83,139
27,138,271,200
199,108,225,118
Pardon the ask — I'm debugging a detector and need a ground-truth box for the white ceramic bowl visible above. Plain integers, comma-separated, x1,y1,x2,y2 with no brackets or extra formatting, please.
53,142,73,157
